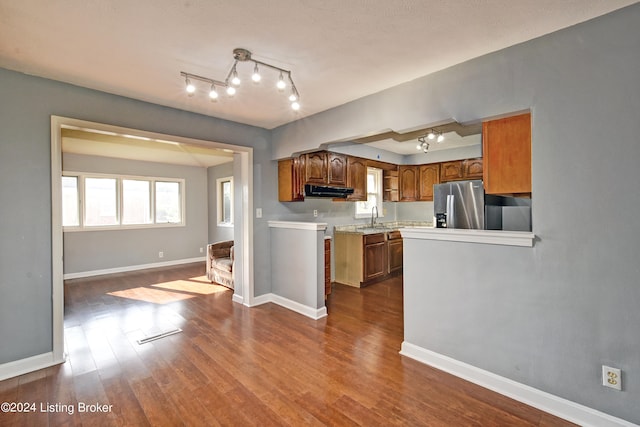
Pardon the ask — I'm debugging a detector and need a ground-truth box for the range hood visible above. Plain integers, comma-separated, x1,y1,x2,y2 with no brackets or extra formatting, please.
304,184,354,198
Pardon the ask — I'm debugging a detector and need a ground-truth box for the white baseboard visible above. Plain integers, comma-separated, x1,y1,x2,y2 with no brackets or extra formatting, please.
248,293,327,320
400,342,637,427
63,257,206,280
232,293,244,305
0,352,66,381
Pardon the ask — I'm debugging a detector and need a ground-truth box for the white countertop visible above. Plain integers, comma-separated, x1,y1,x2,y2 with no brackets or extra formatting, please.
400,227,535,247
268,221,328,231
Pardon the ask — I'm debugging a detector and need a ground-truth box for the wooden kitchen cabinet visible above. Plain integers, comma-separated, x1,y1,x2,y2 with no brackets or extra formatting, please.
383,169,399,202
399,165,419,201
346,156,367,201
418,163,440,201
440,160,464,182
305,151,328,185
328,152,348,187
324,238,331,297
483,112,531,195
463,158,483,179
363,233,387,283
440,158,483,183
387,230,403,274
278,157,304,202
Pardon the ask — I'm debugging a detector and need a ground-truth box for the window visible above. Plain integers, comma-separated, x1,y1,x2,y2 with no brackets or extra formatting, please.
62,172,184,230
216,176,233,227
355,167,383,218
61,176,80,227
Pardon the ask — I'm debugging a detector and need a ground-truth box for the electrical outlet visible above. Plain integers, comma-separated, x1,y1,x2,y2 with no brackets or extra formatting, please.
313,209,318,217
199,247,203,253
602,365,622,391
158,251,164,258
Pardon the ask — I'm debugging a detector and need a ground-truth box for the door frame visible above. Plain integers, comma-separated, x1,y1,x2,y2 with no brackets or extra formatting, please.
50,115,255,362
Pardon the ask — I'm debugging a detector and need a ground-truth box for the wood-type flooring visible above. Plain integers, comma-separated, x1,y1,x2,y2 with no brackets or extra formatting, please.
0,262,575,426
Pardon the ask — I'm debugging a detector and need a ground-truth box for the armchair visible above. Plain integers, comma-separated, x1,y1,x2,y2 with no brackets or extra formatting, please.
206,241,234,289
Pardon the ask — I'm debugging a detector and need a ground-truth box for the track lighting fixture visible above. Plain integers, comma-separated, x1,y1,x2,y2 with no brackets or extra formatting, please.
180,48,301,111
417,129,445,153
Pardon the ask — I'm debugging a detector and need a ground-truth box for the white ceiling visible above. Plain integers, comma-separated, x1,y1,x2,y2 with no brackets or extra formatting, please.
0,1,637,130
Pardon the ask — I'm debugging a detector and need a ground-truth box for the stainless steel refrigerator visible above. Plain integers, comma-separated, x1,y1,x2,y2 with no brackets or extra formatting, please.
433,180,485,229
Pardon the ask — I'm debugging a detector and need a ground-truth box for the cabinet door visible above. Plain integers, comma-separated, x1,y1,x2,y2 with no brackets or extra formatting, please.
418,164,440,201
463,158,483,179
387,237,403,274
324,238,331,297
399,165,419,201
305,152,328,185
328,153,347,187
346,156,367,201
440,160,463,182
277,158,304,202
483,113,531,194
363,239,387,282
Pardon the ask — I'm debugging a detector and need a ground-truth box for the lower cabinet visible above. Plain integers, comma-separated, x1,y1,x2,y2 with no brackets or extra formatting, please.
334,231,402,287
363,233,387,282
324,238,331,298
387,230,403,274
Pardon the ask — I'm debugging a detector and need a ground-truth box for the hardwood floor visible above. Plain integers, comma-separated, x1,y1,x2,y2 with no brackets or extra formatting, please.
0,263,575,426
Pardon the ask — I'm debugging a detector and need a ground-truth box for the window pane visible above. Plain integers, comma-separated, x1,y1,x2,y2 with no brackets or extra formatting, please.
122,179,151,225
155,181,181,223
85,177,118,226
62,176,79,227
222,180,232,223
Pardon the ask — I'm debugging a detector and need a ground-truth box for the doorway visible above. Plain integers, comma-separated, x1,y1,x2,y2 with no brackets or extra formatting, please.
50,116,255,362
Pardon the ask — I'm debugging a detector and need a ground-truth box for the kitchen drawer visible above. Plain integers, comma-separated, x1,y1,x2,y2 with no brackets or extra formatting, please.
364,233,385,245
387,230,402,240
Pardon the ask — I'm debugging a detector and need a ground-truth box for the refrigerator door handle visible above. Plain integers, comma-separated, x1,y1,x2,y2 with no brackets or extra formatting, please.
446,194,455,229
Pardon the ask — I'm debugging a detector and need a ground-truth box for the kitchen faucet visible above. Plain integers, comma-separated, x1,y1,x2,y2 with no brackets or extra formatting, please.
371,205,378,228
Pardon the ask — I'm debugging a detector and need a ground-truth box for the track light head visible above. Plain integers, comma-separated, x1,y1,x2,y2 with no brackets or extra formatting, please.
185,78,196,96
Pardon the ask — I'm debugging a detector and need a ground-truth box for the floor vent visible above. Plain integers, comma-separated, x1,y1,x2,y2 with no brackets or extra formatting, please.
137,328,182,345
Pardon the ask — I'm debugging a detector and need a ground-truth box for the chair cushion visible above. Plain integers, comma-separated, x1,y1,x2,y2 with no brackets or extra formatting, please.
213,257,233,273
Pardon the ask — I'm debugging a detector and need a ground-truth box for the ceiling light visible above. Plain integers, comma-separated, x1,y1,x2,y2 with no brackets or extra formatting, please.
209,84,218,101
185,78,196,96
437,133,445,143
251,63,261,82
427,130,436,140
181,48,301,111
417,136,430,153
276,72,287,90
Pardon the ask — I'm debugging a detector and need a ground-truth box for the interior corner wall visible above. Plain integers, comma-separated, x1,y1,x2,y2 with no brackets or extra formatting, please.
0,68,271,364
270,4,640,424
207,162,235,244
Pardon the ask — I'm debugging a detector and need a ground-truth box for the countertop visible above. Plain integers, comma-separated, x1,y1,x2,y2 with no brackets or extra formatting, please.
334,221,432,235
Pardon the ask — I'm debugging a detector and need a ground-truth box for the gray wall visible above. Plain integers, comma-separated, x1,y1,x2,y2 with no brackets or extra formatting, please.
0,68,270,364
271,4,640,423
62,153,209,274
207,162,235,244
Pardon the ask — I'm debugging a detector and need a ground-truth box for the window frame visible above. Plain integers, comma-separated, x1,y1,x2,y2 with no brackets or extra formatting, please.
216,176,234,227
355,167,384,219
62,171,185,231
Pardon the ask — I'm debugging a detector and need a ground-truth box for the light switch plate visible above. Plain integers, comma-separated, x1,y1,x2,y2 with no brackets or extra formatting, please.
256,208,262,218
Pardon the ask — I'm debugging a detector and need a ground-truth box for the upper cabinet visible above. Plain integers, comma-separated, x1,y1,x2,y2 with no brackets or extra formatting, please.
399,165,419,201
328,152,348,187
482,113,531,195
418,164,440,201
440,158,483,183
278,157,305,202
305,151,328,185
346,156,367,201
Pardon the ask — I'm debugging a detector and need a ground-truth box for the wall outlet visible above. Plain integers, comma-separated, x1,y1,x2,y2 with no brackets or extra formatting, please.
313,209,318,217
158,251,164,258
602,365,622,391
199,247,203,253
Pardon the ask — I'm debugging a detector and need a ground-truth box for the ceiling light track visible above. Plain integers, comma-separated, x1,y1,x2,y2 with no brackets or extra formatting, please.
181,48,301,111
416,129,445,153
